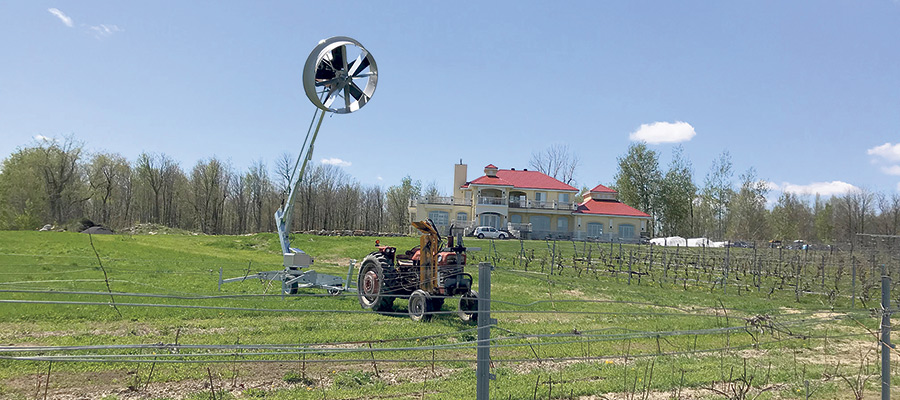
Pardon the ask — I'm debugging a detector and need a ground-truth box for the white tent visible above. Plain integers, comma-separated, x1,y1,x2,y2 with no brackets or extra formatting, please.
687,238,712,247
650,236,686,247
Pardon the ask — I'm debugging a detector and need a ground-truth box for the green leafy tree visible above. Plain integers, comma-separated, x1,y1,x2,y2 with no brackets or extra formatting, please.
813,194,835,243
386,176,421,233
0,147,48,229
614,142,661,234
657,146,695,237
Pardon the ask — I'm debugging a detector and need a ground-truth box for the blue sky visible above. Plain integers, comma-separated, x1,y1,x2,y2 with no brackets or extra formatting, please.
2,1,899,199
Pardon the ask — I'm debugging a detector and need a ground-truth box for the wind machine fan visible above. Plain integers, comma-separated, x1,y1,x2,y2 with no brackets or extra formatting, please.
219,36,378,295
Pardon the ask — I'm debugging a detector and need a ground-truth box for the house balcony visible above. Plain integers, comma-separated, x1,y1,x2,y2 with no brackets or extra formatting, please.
411,196,472,207
477,196,506,205
508,200,578,211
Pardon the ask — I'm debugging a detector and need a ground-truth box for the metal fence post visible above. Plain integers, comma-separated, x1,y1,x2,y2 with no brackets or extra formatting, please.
882,265,892,400
852,257,857,308
477,262,495,400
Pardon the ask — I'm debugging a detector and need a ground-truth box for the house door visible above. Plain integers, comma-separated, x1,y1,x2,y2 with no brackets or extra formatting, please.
480,213,502,230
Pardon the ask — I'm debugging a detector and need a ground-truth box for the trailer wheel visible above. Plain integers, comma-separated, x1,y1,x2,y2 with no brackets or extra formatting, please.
408,289,433,322
358,254,395,312
458,290,478,322
283,279,298,295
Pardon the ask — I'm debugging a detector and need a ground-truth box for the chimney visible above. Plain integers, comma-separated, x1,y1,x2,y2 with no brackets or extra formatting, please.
454,162,467,200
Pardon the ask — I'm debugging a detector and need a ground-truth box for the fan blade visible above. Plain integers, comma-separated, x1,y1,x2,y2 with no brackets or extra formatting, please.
347,51,370,77
347,82,365,101
331,45,347,71
323,81,346,108
348,82,368,108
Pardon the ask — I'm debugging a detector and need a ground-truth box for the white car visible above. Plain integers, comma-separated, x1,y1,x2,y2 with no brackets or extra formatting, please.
473,226,507,239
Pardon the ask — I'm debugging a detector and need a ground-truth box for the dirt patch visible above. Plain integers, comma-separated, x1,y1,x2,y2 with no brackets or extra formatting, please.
578,388,708,400
1,361,460,400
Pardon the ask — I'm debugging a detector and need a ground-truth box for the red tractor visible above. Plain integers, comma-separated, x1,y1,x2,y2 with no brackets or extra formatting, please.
358,220,478,321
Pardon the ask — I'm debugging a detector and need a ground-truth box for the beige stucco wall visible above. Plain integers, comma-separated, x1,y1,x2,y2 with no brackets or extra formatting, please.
409,183,649,239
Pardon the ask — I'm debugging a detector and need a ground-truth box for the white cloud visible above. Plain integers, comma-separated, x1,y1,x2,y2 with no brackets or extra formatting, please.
89,24,122,38
781,181,857,196
763,181,780,191
868,142,900,163
321,158,351,167
377,176,383,181
48,8,73,27
881,165,900,176
34,135,55,142
629,121,696,144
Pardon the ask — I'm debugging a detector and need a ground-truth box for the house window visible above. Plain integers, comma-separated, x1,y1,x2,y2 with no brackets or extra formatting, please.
456,212,468,222
587,223,603,238
534,192,546,202
530,215,550,234
428,211,449,226
557,217,568,232
480,213,502,229
509,214,522,224
559,193,570,204
618,224,635,239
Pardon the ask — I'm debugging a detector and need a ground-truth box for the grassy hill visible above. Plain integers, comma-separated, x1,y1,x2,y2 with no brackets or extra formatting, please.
0,230,889,399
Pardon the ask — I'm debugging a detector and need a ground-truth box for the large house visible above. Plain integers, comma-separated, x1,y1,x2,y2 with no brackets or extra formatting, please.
409,163,652,241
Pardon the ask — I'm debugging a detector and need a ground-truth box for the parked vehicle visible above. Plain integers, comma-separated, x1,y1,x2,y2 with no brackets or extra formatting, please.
473,226,507,239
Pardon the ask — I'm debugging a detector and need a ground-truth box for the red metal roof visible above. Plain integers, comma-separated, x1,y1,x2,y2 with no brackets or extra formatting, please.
484,164,498,169
462,168,577,191
590,184,617,193
575,199,650,217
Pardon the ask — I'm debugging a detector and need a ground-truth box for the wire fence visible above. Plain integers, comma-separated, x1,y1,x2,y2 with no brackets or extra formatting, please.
0,237,897,399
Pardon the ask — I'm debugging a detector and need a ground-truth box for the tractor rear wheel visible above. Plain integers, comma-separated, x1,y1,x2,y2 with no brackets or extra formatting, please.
408,289,433,322
430,297,445,312
358,254,395,312
458,290,478,322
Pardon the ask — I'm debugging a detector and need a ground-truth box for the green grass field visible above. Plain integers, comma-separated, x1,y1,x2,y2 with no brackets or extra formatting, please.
0,230,892,399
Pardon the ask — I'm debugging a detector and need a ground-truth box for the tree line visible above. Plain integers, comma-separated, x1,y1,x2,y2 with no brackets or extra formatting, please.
0,136,420,234
2,136,898,243
613,142,900,243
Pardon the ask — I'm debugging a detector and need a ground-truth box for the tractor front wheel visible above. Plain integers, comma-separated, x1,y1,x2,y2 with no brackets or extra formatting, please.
458,290,478,322
358,254,395,312
408,289,433,322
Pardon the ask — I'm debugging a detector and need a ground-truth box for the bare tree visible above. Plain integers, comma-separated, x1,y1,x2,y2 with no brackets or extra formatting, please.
189,158,230,234
87,152,130,227
726,167,769,240
37,135,87,224
529,144,579,185
700,151,734,240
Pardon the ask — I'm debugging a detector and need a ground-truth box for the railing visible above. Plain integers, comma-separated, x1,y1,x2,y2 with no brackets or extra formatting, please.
412,195,577,211
412,196,472,206
477,196,506,206
529,200,556,209
512,200,579,210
